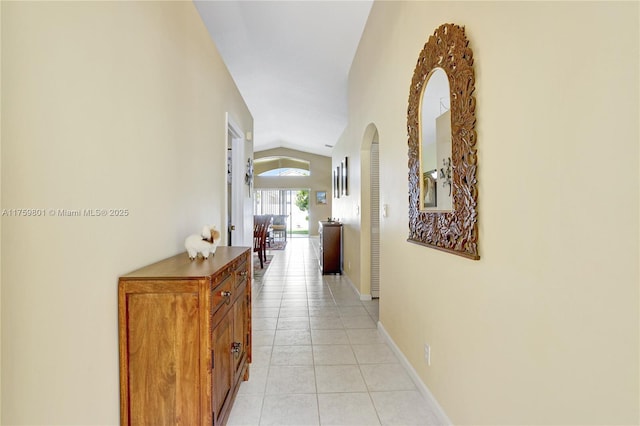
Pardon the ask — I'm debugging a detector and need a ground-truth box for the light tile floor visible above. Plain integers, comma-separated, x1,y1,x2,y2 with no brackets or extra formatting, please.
228,237,443,426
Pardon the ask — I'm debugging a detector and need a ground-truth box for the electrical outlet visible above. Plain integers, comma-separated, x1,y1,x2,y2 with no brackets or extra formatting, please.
424,344,431,366
348,261,351,270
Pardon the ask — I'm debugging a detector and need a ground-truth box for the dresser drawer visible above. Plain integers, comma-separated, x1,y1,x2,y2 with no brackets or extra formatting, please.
211,273,233,315
233,259,249,289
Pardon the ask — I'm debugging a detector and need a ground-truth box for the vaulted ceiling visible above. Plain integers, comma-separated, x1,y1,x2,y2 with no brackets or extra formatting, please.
194,1,373,157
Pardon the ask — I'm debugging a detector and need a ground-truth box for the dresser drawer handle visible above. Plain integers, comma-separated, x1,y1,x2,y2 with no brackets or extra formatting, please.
238,271,248,277
220,290,232,304
231,342,242,358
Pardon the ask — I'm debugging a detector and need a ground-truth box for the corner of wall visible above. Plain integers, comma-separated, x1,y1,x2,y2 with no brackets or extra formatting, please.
341,272,371,301
1,1,4,420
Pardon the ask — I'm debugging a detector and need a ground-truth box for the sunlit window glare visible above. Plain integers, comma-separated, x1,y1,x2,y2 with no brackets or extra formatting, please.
259,168,310,177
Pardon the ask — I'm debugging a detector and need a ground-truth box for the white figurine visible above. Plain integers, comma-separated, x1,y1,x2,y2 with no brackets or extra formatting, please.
185,225,221,260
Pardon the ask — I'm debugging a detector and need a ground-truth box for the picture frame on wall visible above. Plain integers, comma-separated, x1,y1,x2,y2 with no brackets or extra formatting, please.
334,166,341,198
341,157,348,196
316,191,327,205
332,169,336,198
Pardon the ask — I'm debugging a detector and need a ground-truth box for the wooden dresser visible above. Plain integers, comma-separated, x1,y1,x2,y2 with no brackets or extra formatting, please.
118,247,251,426
318,221,343,274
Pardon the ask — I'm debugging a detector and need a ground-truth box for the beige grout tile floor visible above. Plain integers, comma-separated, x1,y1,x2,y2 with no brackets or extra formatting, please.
227,237,442,426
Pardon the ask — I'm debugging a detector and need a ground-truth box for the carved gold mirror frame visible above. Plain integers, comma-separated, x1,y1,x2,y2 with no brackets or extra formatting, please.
407,23,479,260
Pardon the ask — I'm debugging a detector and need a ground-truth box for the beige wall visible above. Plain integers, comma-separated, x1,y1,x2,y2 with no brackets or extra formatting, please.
337,1,639,424
0,2,3,419
1,2,252,424
254,148,332,235
331,131,364,288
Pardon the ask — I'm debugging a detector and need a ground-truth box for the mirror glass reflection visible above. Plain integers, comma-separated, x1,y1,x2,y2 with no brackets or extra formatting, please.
420,68,452,211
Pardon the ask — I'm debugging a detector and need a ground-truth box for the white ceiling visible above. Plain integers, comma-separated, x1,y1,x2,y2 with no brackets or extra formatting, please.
194,1,373,157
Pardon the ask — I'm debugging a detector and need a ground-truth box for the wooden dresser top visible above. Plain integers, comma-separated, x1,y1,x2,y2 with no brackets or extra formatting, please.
120,246,250,280
319,221,342,227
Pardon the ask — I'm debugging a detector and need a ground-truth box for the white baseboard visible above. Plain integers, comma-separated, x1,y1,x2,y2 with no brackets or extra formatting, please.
377,321,452,425
342,273,372,301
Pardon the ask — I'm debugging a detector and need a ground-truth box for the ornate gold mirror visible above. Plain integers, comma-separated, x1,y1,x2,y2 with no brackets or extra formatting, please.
407,23,479,260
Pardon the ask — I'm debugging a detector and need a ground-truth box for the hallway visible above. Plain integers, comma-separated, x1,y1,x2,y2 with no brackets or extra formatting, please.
228,238,441,425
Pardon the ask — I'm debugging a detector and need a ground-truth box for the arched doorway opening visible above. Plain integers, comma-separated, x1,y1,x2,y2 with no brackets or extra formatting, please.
360,124,380,299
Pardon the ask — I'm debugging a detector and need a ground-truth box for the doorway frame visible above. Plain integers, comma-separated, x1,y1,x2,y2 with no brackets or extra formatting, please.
360,123,381,300
226,113,249,247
